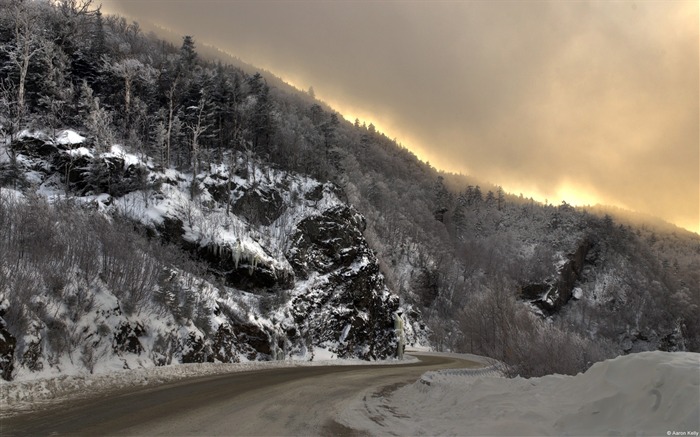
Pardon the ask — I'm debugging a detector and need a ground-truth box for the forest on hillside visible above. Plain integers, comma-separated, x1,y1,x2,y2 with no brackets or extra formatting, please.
1,0,699,377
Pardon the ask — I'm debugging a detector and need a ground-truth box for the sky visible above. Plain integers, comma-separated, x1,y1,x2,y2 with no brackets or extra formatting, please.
102,0,699,234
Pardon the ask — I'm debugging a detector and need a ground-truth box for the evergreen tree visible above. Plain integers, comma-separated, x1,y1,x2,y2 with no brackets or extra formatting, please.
497,186,505,211
78,80,113,152
248,72,264,96
433,176,451,223
178,35,197,72
251,83,273,152
309,103,323,126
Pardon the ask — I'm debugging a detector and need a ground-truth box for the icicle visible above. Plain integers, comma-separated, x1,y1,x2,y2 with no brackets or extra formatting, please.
393,312,405,359
233,241,241,269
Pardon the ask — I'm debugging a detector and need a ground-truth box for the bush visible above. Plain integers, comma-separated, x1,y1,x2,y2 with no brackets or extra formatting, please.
456,277,614,377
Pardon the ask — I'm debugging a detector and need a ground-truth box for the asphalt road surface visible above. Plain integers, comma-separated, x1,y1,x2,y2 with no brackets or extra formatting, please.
1,354,482,436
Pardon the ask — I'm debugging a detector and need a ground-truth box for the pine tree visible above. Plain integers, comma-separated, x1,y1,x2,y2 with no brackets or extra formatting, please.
36,41,73,138
309,103,323,126
497,186,505,211
433,176,451,222
178,35,197,72
248,72,264,96
78,80,113,153
251,83,273,152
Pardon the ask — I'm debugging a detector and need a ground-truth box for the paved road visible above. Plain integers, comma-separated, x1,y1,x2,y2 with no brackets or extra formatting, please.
1,354,481,436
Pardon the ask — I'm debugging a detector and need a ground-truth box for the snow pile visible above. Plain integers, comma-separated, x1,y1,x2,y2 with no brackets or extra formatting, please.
341,351,700,436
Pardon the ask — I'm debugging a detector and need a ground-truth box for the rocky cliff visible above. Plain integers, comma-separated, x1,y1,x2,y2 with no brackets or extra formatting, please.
0,130,404,381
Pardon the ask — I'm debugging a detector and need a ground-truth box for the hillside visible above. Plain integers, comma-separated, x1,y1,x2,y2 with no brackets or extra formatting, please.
0,0,698,381
0,127,421,380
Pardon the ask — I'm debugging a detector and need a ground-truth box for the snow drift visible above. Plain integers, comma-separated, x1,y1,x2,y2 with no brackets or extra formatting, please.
341,351,700,436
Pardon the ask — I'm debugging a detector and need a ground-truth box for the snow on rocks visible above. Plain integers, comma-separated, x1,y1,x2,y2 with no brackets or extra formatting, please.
54,130,86,146
2,134,404,381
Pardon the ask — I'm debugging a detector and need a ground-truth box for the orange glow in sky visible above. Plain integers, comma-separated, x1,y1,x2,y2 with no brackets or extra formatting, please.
99,0,700,235
274,76,699,235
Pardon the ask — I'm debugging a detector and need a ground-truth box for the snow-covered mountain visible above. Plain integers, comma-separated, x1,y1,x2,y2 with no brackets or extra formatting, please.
0,0,697,382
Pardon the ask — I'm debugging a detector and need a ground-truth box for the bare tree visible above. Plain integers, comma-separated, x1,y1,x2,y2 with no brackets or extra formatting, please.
4,0,47,134
108,58,154,131
165,75,179,168
187,94,210,199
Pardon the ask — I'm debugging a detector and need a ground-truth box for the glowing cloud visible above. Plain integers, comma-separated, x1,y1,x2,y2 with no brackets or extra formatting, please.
101,0,699,234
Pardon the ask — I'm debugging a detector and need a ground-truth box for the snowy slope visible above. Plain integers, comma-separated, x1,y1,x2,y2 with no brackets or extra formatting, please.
0,130,408,381
340,351,700,436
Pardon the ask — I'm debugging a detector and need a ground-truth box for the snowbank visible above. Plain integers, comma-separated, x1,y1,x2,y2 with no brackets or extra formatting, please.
341,351,700,436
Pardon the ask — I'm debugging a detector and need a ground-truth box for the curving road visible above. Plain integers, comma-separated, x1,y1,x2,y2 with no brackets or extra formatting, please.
1,354,482,436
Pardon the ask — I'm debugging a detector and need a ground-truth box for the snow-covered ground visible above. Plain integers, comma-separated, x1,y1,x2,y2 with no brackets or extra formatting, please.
340,351,700,436
3,350,698,436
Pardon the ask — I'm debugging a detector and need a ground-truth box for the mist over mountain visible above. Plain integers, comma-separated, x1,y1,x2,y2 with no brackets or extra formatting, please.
0,0,698,382
102,0,700,234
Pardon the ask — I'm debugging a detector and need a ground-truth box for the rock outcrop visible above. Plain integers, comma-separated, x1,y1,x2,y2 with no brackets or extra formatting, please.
521,238,594,315
0,131,406,380
0,299,16,381
234,186,286,226
285,206,399,359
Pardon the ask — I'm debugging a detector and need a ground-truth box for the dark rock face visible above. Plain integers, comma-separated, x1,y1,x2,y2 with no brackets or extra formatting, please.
0,303,16,381
10,134,58,157
50,148,147,197
55,152,91,186
152,204,400,361
234,186,286,226
212,324,241,363
158,217,186,245
304,183,324,202
555,238,593,304
204,177,236,205
521,283,550,301
4,132,407,373
522,238,594,315
157,217,293,292
288,206,367,278
286,205,399,360
200,242,292,291
228,320,273,360
113,322,145,355
180,332,214,364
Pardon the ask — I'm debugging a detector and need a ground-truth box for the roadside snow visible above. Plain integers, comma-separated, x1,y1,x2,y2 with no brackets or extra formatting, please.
339,351,700,436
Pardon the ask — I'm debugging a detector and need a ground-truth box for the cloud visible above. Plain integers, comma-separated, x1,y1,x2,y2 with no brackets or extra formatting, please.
103,0,699,232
